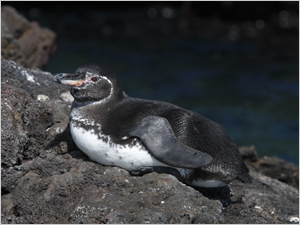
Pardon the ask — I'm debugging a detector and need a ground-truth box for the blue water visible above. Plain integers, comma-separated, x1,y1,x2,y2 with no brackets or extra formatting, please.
44,9,299,165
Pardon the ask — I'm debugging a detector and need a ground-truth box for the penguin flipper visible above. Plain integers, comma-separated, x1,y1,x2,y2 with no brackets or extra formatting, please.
128,116,213,169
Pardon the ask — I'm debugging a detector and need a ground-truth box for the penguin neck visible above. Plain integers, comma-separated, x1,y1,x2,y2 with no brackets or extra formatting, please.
70,93,124,122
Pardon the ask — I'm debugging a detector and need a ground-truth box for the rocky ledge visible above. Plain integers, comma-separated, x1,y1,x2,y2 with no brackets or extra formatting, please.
1,58,299,224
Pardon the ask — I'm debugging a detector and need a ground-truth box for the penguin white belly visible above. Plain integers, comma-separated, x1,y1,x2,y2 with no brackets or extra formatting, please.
70,123,169,171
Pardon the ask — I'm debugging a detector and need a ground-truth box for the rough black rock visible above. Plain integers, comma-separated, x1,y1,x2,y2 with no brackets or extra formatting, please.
239,145,299,189
1,59,299,224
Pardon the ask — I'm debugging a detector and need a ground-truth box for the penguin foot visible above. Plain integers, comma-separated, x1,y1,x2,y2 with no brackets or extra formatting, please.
130,166,185,182
193,185,232,207
130,167,154,176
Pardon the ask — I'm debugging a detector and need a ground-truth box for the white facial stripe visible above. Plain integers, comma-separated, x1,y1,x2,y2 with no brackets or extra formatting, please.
98,75,113,102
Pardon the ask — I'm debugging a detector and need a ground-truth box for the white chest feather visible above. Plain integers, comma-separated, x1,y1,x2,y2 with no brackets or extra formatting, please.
70,121,168,171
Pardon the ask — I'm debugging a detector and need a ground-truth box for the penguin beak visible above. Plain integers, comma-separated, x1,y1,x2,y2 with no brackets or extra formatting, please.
53,73,86,87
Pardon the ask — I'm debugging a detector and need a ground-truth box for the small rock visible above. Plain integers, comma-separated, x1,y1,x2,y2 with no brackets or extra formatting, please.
37,94,49,101
288,216,299,223
240,145,299,189
60,92,74,103
239,145,259,162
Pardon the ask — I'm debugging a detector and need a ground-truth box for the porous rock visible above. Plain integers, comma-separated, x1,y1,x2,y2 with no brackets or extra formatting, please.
240,145,299,189
1,58,69,100
1,5,56,69
1,20,27,67
1,59,299,224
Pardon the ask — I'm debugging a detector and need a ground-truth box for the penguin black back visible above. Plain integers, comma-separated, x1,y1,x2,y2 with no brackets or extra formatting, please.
102,96,252,185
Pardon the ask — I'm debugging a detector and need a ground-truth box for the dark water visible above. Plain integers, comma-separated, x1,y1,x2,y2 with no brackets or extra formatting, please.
15,3,299,164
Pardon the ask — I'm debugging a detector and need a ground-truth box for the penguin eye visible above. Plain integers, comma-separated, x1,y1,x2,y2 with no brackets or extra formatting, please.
91,77,98,82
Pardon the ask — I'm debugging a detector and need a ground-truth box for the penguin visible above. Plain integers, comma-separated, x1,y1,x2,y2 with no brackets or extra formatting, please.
53,63,252,188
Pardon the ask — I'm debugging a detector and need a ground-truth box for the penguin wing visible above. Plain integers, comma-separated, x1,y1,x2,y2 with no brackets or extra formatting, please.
128,116,213,169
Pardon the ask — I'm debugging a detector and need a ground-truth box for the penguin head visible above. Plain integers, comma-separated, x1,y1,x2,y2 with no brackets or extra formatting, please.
53,64,124,103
